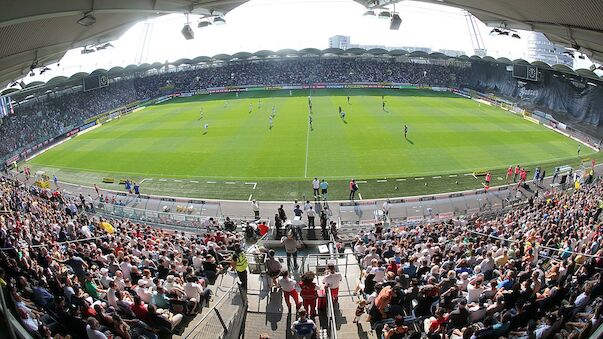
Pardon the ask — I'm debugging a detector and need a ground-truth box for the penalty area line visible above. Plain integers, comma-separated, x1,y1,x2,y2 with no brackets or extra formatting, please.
244,182,257,190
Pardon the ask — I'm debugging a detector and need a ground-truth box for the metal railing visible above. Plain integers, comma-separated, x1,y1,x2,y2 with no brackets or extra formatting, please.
307,252,357,278
182,284,247,339
325,287,338,339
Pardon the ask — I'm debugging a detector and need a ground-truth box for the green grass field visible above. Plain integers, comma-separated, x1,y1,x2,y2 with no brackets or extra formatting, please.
26,89,598,200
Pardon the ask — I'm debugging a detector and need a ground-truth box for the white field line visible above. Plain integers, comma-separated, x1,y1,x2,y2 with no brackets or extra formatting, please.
225,182,236,185
207,181,216,184
396,179,406,181
415,177,424,180
448,175,457,177
304,117,311,178
244,182,257,189
173,179,182,182
432,176,442,179
159,179,167,182
190,180,199,183
376,179,387,183
140,178,152,184
356,180,367,184
248,194,253,201
358,193,363,200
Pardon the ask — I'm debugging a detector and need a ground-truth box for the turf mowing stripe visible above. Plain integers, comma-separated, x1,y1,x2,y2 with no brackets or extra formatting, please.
304,115,311,178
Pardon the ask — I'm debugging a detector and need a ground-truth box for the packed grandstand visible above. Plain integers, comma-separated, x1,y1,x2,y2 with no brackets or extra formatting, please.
2,1,603,339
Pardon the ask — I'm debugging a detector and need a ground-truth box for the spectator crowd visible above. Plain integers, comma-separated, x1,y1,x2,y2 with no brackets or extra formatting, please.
348,176,603,338
0,175,249,339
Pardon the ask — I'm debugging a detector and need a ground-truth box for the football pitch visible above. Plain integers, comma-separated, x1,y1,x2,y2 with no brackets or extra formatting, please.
27,89,597,200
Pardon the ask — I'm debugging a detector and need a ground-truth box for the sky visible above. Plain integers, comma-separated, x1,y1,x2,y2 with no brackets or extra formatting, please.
21,0,600,84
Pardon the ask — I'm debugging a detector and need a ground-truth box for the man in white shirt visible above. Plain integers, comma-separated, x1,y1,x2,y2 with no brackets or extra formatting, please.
80,225,92,238
106,281,118,307
86,317,108,339
362,248,380,268
306,206,316,229
466,275,485,304
135,280,153,304
312,178,320,199
183,275,211,312
366,259,386,282
322,263,342,302
251,200,260,220
382,199,391,216
120,257,133,280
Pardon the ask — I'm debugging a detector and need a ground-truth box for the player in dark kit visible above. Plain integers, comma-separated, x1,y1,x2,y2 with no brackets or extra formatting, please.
404,125,408,138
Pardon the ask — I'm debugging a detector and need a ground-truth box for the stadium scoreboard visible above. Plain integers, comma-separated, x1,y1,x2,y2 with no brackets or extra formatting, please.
83,73,109,91
512,64,539,81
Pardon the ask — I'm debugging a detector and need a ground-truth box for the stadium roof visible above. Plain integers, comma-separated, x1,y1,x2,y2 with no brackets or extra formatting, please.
2,0,602,89
355,0,603,65
0,0,248,86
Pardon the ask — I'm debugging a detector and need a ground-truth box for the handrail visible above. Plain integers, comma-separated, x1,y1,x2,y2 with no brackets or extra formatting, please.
183,283,239,338
325,286,338,339
466,229,603,259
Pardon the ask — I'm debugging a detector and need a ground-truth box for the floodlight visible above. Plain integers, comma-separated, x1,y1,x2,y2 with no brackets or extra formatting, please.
96,43,114,50
213,17,226,25
198,20,212,28
77,13,96,26
181,24,194,40
390,14,401,30
378,11,391,19
363,10,376,16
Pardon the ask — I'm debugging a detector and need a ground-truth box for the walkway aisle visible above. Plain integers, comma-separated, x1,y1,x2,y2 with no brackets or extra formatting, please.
242,251,375,339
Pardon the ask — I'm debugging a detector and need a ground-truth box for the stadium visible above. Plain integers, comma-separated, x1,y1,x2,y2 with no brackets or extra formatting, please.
1,0,603,339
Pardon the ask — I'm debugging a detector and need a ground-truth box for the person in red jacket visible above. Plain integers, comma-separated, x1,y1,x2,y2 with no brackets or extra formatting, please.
514,165,520,182
299,271,319,317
